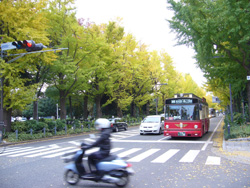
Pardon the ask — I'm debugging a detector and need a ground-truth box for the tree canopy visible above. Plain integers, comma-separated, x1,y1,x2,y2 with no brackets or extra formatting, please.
0,0,208,131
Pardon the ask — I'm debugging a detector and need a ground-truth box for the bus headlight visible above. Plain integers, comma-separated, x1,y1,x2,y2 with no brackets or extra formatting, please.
166,125,169,129
194,125,198,129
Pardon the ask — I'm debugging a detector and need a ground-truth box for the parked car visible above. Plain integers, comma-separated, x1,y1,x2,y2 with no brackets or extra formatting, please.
139,115,164,135
109,118,128,132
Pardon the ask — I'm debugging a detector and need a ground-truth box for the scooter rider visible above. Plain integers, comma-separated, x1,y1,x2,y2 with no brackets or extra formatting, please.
81,118,112,178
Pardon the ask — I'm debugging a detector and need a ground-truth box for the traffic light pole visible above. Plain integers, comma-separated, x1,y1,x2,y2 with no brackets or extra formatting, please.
0,46,68,141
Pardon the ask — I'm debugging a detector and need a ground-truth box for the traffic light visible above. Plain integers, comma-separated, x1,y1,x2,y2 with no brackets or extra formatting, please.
12,41,26,50
12,40,45,52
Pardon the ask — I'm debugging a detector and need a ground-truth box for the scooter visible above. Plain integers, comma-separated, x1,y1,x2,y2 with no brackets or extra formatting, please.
62,144,134,187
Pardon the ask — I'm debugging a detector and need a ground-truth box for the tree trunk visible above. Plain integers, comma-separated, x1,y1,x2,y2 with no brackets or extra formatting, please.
130,101,136,117
33,101,38,120
69,96,73,119
60,90,67,119
4,107,11,132
146,101,150,116
83,95,88,120
95,95,102,118
117,105,123,117
247,80,250,117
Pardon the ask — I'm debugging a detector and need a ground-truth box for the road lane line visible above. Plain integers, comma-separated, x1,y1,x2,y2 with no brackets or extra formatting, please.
127,149,160,162
151,149,180,163
158,136,171,141
179,150,200,162
201,117,224,151
112,140,212,144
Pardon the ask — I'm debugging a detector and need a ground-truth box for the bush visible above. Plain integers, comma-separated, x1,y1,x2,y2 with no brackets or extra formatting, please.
233,112,246,125
26,120,48,131
46,120,57,130
224,124,250,140
11,121,28,132
55,119,66,131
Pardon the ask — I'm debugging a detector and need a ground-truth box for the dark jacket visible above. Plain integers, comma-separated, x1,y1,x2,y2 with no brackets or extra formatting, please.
88,128,112,156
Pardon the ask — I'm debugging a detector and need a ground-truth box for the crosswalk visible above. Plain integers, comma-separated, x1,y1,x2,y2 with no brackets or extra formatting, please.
81,129,140,143
0,144,221,166
111,129,139,140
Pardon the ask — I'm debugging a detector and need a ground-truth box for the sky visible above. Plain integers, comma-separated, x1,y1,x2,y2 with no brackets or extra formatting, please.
74,0,206,86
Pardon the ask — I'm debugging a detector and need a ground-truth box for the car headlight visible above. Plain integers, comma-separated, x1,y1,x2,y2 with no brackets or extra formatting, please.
194,125,198,129
166,125,169,129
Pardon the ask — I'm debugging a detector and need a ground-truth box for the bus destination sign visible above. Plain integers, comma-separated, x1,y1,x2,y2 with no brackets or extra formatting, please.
171,99,193,104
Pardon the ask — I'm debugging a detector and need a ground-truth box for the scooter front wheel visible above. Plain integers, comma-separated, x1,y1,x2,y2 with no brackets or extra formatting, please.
115,175,129,187
64,169,79,185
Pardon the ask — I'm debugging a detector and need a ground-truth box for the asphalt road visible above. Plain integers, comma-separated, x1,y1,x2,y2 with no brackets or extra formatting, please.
0,116,249,188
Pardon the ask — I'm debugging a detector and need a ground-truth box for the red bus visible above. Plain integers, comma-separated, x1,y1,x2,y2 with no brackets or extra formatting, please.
164,93,209,138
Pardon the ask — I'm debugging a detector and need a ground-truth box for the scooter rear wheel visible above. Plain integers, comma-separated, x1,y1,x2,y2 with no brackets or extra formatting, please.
64,169,79,185
115,175,129,187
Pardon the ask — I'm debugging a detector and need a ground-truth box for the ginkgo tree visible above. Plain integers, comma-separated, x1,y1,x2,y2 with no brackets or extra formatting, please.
0,0,55,131
167,0,250,115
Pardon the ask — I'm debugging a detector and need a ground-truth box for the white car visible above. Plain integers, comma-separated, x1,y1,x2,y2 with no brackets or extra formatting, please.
139,115,164,135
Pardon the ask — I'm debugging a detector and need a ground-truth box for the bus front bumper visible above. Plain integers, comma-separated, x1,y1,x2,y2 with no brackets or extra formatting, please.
164,129,202,137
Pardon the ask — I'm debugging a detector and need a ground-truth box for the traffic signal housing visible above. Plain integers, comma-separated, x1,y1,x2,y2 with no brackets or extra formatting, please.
12,40,45,52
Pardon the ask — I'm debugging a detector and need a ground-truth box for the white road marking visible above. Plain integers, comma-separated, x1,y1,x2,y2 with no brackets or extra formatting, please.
118,148,142,158
49,144,60,148
68,141,81,146
43,148,79,158
127,149,160,162
151,149,180,163
0,146,46,156
201,117,223,151
84,138,95,143
157,136,171,141
9,147,59,157
112,139,212,144
111,148,124,153
179,150,200,163
205,156,221,165
25,147,75,157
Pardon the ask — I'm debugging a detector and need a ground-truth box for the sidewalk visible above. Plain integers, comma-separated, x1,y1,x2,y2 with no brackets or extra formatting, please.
212,121,250,165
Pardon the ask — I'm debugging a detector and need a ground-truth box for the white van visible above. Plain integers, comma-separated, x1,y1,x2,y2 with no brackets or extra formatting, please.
139,115,164,135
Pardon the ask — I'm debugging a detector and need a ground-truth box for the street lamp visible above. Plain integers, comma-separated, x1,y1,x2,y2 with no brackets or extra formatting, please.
155,83,168,115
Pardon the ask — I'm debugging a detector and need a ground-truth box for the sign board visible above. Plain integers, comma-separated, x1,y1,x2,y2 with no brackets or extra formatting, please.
1,42,16,51
247,76,250,80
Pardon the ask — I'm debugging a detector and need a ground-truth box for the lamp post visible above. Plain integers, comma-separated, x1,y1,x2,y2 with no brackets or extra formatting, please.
155,83,168,115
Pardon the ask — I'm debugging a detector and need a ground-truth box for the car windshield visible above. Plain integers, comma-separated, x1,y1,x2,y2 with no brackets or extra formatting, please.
165,104,199,120
142,117,160,123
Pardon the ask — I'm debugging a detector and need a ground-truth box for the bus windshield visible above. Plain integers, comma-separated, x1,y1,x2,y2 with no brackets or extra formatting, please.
165,104,200,120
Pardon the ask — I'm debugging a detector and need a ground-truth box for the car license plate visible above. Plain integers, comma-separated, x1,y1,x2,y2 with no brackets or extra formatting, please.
178,132,186,136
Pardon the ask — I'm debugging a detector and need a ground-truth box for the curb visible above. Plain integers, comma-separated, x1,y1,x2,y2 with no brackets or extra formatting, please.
223,136,250,152
212,119,250,165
